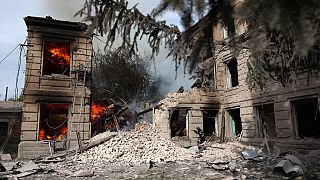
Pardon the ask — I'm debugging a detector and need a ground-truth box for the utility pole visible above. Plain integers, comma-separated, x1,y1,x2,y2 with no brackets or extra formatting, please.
5,87,8,101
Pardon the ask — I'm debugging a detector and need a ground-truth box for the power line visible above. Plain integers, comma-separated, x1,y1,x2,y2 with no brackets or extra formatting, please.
0,44,20,64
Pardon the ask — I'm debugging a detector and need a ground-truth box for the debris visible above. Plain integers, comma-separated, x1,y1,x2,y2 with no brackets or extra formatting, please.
189,146,200,155
0,154,12,161
206,160,229,170
16,161,40,173
85,131,118,150
0,162,6,172
137,103,163,117
54,169,73,176
34,159,65,164
228,160,237,172
72,170,94,177
149,160,157,169
15,170,39,178
273,154,306,176
241,150,258,160
75,122,192,166
1,162,16,171
306,149,320,158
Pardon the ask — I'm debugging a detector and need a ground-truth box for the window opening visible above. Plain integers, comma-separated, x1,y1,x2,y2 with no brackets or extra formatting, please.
39,104,69,141
227,108,242,136
203,110,218,136
43,40,71,76
255,104,277,138
226,58,239,88
292,98,320,138
170,109,188,137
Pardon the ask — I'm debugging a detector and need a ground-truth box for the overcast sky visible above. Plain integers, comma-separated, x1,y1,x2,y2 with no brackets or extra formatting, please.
0,0,192,100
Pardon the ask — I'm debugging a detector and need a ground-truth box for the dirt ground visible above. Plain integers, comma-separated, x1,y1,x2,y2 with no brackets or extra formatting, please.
3,124,320,179
21,158,320,180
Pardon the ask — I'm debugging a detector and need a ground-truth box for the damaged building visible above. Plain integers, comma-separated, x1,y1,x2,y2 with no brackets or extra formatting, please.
19,16,92,159
153,4,320,148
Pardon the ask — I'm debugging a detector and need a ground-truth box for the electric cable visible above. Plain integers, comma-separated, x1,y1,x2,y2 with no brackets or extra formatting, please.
0,44,20,64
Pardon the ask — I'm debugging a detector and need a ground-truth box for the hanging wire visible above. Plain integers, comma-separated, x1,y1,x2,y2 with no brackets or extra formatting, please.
0,44,20,65
0,40,27,152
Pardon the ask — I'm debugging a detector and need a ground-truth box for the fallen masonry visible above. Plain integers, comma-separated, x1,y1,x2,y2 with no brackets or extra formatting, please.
1,122,320,179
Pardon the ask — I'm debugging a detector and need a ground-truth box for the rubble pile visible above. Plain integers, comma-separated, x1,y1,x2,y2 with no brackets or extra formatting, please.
157,92,187,110
74,122,193,166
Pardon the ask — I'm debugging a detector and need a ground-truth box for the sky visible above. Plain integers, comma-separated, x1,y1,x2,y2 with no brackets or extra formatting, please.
0,0,193,100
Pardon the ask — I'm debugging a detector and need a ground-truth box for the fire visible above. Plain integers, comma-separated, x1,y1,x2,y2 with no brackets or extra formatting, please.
38,126,68,141
48,47,70,64
39,129,45,140
91,102,107,123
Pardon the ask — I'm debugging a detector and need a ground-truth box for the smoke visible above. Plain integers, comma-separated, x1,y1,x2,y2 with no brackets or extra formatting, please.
43,0,193,97
41,0,85,21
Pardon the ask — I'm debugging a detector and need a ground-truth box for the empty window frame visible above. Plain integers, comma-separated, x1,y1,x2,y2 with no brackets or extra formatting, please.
202,110,219,136
227,108,242,136
170,109,189,137
226,58,239,88
291,97,320,138
0,122,8,136
205,64,217,91
0,122,8,145
223,20,236,39
43,40,71,76
255,104,277,138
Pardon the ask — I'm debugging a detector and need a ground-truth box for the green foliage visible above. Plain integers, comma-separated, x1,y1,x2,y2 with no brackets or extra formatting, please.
92,50,161,103
78,0,320,89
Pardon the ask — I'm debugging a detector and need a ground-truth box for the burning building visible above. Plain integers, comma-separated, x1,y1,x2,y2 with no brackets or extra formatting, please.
18,16,92,159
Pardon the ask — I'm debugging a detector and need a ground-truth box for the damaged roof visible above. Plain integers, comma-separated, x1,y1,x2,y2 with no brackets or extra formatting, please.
24,16,88,32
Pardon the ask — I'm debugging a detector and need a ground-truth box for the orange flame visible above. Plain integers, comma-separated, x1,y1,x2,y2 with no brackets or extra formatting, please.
91,103,107,123
48,47,70,64
39,126,68,141
39,129,45,140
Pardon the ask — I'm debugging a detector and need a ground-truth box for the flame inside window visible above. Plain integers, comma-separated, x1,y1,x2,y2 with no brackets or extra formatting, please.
39,104,69,141
43,41,71,76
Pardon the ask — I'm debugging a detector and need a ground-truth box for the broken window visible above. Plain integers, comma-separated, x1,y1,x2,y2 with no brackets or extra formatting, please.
292,98,320,138
227,108,242,136
39,104,69,141
255,104,277,138
202,110,218,136
0,122,8,136
226,58,239,88
223,20,236,39
0,122,8,146
170,109,189,137
205,65,216,91
43,40,71,76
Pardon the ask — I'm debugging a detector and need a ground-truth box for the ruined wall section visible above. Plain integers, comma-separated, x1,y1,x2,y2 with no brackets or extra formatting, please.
153,89,221,145
214,46,320,147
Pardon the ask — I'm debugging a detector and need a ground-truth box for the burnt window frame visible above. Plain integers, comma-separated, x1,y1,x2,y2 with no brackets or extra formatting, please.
290,96,320,139
226,108,242,137
169,108,191,138
202,109,219,136
206,62,217,91
41,37,73,76
225,58,239,89
0,122,8,136
254,103,277,138
38,103,70,141
222,20,236,39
